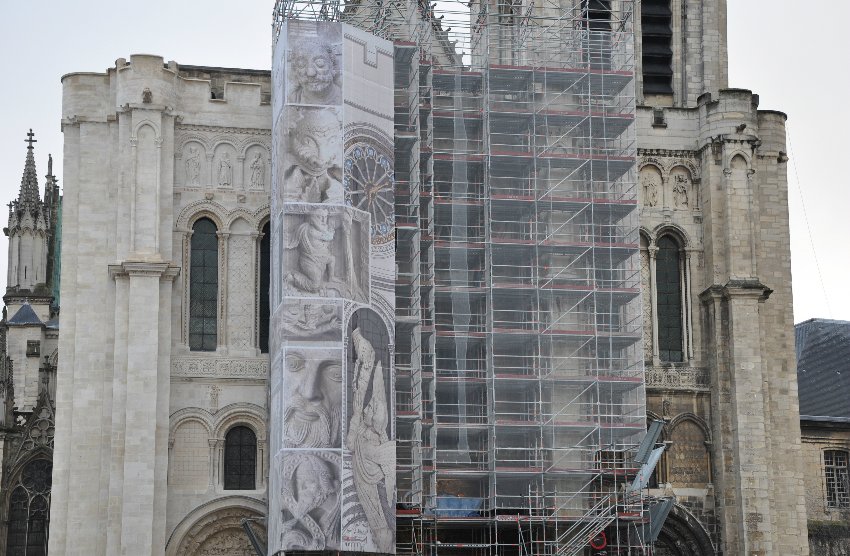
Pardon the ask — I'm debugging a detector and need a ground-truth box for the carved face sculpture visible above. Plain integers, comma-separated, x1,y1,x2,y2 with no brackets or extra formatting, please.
290,110,342,176
292,457,335,517
284,350,342,448
292,39,339,101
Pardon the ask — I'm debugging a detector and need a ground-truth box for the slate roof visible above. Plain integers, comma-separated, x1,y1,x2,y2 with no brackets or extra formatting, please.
796,318,850,421
7,302,43,326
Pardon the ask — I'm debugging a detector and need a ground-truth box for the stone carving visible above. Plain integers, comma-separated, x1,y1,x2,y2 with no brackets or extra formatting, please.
171,357,268,379
283,348,342,449
641,169,660,207
282,107,343,203
346,325,395,552
249,151,266,190
218,152,233,187
282,206,369,303
142,88,153,104
208,385,221,412
645,366,710,391
640,247,653,362
227,234,254,351
279,451,342,551
673,174,689,208
287,22,343,106
186,147,202,186
280,300,341,342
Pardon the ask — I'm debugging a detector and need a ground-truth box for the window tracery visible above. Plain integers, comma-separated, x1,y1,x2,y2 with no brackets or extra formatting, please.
5,459,52,556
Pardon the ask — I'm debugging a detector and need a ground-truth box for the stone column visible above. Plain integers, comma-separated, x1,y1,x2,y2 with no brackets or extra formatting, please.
648,246,660,365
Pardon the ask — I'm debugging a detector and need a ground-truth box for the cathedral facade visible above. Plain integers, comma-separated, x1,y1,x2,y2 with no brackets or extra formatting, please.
0,1,811,555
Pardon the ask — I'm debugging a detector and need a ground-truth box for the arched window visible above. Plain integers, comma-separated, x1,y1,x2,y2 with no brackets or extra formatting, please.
5,459,52,555
190,218,218,351
259,222,270,353
824,449,850,509
656,236,683,362
224,426,257,490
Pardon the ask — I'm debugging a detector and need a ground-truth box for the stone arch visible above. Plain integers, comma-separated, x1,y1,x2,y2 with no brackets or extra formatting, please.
169,413,213,491
254,205,271,231
652,223,691,249
176,201,228,232
654,503,716,556
169,407,214,443
727,150,752,168
212,403,267,441
238,140,271,160
131,120,160,141
165,496,267,556
178,139,208,187
666,413,712,488
225,211,258,232
176,134,213,156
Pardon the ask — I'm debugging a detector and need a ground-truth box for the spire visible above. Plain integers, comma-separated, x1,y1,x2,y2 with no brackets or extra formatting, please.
18,129,42,209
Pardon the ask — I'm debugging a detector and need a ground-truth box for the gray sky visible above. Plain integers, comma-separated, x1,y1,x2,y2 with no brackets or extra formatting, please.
0,1,846,323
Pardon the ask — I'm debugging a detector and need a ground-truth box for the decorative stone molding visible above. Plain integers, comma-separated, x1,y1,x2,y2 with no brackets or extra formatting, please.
108,261,180,281
171,357,268,379
645,366,710,391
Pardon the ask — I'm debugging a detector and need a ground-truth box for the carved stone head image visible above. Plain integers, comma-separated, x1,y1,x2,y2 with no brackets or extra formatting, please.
279,451,341,551
289,37,342,105
283,107,343,203
283,348,342,449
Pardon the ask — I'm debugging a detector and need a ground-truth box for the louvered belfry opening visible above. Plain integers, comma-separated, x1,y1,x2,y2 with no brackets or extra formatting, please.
641,0,673,94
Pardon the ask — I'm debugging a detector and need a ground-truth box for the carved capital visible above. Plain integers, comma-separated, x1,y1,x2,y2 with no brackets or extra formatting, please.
109,261,181,281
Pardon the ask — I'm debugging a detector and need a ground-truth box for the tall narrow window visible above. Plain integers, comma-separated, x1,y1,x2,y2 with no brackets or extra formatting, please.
259,222,270,353
641,0,673,95
5,459,52,556
224,425,257,490
190,218,218,351
825,450,850,509
655,236,683,362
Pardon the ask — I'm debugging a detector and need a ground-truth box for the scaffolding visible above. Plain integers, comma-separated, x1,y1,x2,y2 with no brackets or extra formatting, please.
274,1,648,554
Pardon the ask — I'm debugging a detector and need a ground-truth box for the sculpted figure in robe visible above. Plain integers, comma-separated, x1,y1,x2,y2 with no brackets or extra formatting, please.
250,152,266,189
218,152,233,187
280,452,341,550
185,147,201,185
284,108,343,203
347,326,395,552
284,209,360,298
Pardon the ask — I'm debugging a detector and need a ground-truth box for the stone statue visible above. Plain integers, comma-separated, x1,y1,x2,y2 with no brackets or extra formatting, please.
673,174,689,208
280,452,341,550
284,108,343,203
642,173,659,207
284,209,361,299
283,349,342,448
347,326,395,552
281,302,340,340
186,147,201,186
250,152,265,189
218,152,233,187
288,37,342,105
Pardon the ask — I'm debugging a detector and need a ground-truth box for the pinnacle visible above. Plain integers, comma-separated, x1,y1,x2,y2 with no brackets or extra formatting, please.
17,129,42,210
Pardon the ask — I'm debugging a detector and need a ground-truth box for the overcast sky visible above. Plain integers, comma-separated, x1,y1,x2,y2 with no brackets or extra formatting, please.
0,1,846,323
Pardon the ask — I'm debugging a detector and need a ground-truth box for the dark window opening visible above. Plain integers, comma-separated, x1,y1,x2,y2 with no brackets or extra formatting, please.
224,425,257,490
656,236,683,362
641,0,673,95
259,222,271,353
189,218,218,351
825,450,850,509
5,459,52,556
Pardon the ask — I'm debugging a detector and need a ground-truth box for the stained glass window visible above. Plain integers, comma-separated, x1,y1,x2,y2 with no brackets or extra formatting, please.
5,459,52,556
190,218,218,351
224,426,257,490
656,236,683,362
259,222,270,354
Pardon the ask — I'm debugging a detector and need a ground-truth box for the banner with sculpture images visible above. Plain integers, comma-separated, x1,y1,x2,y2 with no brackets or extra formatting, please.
269,20,396,554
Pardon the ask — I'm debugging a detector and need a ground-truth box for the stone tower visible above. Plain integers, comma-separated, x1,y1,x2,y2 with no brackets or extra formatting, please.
0,132,60,555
